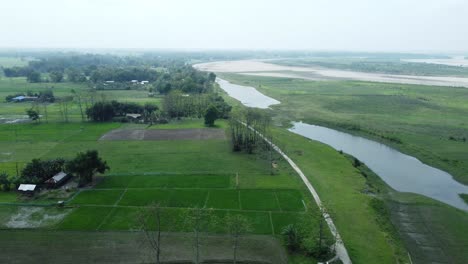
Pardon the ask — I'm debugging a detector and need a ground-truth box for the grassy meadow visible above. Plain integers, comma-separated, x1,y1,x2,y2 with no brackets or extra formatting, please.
219,73,468,185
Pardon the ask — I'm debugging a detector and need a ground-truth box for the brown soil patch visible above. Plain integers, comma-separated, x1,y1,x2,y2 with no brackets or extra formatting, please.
100,128,226,141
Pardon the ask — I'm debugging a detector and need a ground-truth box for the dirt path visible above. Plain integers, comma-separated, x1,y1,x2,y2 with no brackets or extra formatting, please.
244,123,352,264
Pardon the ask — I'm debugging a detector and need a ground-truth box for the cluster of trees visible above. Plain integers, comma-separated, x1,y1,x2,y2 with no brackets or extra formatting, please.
228,109,281,175
229,109,272,154
20,158,66,184
3,66,33,77
86,101,158,122
152,67,216,94
163,92,231,120
281,206,336,261
89,67,159,83
0,150,109,190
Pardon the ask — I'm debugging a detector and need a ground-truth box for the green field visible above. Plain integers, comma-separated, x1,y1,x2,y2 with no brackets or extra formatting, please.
0,114,314,262
218,73,468,264
0,77,161,123
220,73,468,185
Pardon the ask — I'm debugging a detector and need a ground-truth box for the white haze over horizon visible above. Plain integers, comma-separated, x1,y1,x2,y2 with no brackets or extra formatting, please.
1,0,468,53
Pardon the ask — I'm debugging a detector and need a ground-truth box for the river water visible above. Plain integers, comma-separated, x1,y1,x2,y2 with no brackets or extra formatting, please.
289,122,468,211
216,78,280,109
215,78,468,211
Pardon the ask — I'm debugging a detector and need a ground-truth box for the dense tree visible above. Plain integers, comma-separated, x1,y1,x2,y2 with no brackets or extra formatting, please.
49,71,64,82
208,72,216,82
66,150,109,186
0,172,11,191
26,109,40,121
86,102,116,122
281,224,302,252
20,158,65,184
27,70,41,83
66,68,86,82
204,105,218,127
38,90,55,103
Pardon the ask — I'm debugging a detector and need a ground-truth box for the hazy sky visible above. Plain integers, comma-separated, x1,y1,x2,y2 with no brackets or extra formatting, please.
1,0,468,52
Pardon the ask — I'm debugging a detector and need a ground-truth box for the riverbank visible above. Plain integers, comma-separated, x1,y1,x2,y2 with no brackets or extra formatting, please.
217,73,468,186
214,73,468,264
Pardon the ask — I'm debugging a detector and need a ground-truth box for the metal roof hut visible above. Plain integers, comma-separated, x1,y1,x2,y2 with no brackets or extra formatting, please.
45,171,71,188
18,184,37,196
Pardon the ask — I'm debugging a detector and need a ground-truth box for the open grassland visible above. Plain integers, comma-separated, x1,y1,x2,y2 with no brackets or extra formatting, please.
272,128,410,263
220,73,468,185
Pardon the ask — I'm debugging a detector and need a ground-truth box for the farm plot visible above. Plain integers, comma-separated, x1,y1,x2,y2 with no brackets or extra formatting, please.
99,128,226,141
64,173,307,235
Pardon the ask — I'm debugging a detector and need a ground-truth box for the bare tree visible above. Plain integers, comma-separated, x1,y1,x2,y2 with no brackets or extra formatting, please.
184,208,216,264
71,89,85,121
138,203,162,264
57,96,73,122
225,214,252,264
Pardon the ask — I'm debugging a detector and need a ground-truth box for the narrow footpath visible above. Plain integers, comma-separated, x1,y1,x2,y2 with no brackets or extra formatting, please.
246,123,352,264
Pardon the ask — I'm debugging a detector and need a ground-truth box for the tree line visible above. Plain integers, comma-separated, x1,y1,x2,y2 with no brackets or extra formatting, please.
0,150,108,191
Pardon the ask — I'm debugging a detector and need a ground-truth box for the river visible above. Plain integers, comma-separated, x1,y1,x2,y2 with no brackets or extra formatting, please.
215,77,468,211
195,60,468,88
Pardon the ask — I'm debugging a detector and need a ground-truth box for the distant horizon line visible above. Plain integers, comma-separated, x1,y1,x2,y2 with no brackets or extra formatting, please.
0,47,467,54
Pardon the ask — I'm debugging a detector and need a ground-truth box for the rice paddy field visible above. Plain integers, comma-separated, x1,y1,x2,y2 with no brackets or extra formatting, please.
0,114,316,262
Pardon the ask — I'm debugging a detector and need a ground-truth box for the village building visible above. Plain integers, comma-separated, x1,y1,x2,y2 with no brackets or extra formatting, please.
45,171,71,188
11,96,38,102
17,184,37,196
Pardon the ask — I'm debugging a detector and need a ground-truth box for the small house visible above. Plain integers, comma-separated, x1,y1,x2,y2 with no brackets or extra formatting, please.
18,184,37,196
45,171,71,188
105,80,115,83
131,80,139,84
140,81,149,85
126,113,142,122
11,96,38,102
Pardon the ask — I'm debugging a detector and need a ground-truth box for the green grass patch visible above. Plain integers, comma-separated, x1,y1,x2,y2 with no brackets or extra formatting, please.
118,189,171,206
271,212,308,235
0,192,18,203
205,190,240,209
127,174,231,188
58,206,113,230
234,211,273,234
95,176,132,188
275,190,306,211
69,190,123,205
240,190,280,211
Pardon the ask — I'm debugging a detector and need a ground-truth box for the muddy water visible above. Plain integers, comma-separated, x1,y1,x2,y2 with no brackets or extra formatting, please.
289,122,468,211
216,78,280,109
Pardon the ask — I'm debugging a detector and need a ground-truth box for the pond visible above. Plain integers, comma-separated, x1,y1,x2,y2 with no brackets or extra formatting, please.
289,122,468,211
